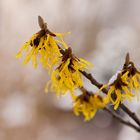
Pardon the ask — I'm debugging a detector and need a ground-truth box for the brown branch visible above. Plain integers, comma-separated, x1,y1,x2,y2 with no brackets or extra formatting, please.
80,70,140,127
104,107,140,132
80,70,108,94
120,104,140,126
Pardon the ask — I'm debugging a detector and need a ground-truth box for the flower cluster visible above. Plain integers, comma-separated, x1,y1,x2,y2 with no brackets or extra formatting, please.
49,48,93,95
16,16,67,69
123,61,140,99
101,54,140,110
16,16,92,96
73,90,108,121
16,16,140,121
106,71,132,110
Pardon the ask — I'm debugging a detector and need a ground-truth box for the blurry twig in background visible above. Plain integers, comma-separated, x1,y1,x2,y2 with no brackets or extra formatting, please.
104,107,140,132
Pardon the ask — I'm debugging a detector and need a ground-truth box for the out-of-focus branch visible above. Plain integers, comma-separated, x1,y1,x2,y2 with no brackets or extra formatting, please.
120,104,140,126
104,107,140,132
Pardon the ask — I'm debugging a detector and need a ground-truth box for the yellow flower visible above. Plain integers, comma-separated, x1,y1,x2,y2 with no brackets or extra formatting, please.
123,62,140,99
105,71,133,110
73,92,107,121
101,57,140,110
47,47,93,95
16,16,68,69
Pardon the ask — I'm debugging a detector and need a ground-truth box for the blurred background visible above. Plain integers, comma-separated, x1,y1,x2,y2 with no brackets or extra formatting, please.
0,0,140,139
